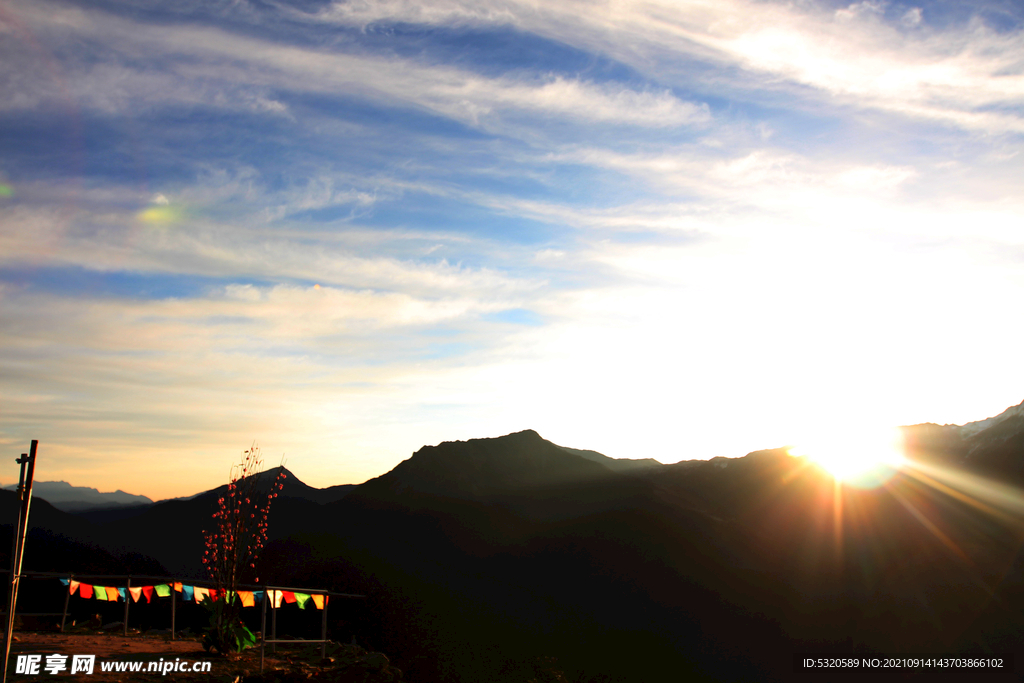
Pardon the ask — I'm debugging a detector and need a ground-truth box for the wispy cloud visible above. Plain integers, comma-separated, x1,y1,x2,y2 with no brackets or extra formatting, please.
303,0,1024,133
4,0,710,135
1,0,1023,497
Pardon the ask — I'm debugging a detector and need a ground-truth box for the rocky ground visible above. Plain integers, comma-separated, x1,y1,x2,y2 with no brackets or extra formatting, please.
7,631,403,682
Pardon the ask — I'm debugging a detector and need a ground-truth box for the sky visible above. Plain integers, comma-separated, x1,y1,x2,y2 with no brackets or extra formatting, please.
1,0,1023,499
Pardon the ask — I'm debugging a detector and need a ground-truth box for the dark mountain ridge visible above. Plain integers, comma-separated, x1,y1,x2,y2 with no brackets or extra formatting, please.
6,408,1024,682
355,430,617,500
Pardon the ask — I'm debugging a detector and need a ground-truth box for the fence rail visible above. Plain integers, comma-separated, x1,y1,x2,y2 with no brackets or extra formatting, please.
1,571,364,672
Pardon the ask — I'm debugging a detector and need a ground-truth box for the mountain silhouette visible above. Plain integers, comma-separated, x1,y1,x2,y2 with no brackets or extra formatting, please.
0,491,165,577
355,430,617,499
558,445,662,472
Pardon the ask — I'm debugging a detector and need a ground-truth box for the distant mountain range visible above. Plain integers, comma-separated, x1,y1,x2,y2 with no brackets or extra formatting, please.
902,398,1024,482
3,402,1023,682
1,481,153,512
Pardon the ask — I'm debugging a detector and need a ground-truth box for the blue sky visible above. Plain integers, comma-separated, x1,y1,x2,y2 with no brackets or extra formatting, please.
1,0,1023,498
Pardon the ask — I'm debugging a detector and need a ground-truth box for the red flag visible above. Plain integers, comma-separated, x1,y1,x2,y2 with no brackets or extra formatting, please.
282,591,296,604
79,583,94,599
142,586,154,602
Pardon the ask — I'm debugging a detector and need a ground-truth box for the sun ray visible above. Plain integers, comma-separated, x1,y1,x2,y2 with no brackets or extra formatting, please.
886,479,970,563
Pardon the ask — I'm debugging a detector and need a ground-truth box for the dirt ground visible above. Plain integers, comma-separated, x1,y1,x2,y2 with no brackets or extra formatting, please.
6,631,402,682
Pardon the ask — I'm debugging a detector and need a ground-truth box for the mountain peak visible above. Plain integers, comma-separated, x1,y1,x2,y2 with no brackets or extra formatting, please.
356,430,619,501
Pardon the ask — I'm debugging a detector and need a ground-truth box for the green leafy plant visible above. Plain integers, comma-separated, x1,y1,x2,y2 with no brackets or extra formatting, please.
201,594,257,655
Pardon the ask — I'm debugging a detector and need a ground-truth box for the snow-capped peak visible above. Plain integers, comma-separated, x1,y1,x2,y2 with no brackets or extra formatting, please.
959,400,1024,438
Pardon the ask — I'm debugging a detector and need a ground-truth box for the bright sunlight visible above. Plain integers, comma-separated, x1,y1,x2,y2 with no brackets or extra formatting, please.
789,425,907,486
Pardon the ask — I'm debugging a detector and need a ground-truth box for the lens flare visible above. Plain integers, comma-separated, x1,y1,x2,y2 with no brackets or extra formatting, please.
137,204,185,224
137,193,187,225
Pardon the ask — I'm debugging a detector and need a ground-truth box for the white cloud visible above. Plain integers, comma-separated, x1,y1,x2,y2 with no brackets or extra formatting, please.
836,1,888,22
902,7,923,28
477,77,709,127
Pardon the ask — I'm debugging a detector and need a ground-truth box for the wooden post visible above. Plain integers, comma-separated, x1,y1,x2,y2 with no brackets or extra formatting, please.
259,590,267,674
320,595,328,660
122,577,130,636
3,441,38,683
170,584,176,641
60,576,72,633
4,459,25,635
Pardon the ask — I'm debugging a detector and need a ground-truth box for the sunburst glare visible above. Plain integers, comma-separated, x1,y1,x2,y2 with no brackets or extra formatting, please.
789,425,906,487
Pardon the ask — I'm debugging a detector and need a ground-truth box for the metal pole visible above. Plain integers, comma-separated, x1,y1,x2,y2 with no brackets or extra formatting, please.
3,440,37,683
320,595,328,660
122,577,130,637
271,591,277,654
60,576,72,633
170,584,176,640
259,591,267,674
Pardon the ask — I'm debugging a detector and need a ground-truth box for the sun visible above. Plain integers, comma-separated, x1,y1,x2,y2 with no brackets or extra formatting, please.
789,425,906,485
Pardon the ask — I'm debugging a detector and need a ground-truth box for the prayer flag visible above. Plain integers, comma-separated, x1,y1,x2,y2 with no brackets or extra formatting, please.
129,587,143,602
311,594,324,610
95,587,108,601
182,586,194,601
282,591,296,604
238,591,255,608
154,584,171,597
79,584,93,599
60,578,70,586
69,580,80,596
253,591,264,603
173,582,183,592
142,586,154,602
294,593,310,609
117,588,126,601
105,586,120,601
193,587,209,603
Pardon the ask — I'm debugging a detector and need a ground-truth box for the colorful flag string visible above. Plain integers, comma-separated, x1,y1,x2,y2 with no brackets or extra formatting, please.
65,579,326,608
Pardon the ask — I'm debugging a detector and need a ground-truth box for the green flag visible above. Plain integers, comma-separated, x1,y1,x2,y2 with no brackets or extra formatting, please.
154,584,171,597
95,586,108,601
294,592,311,609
